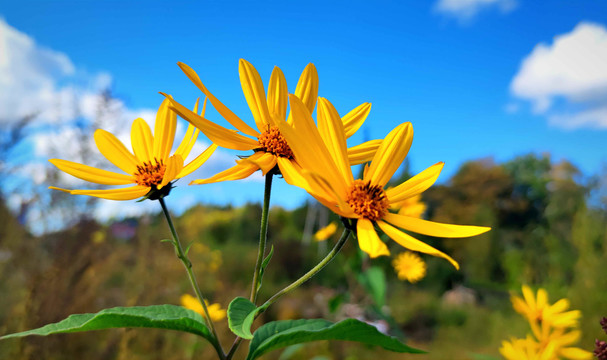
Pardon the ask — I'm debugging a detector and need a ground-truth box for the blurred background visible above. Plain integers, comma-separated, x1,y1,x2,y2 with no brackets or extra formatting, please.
0,1,606,359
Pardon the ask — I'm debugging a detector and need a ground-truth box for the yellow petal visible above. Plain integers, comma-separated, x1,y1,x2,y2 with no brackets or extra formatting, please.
317,97,353,185
153,97,177,162
48,186,73,193
49,159,134,185
267,66,288,122
293,63,319,114
239,59,274,130
559,347,593,359
364,122,413,187
521,285,536,312
302,171,357,218
70,185,150,201
276,157,311,190
94,129,139,174
377,220,459,269
536,288,548,310
161,93,258,151
278,95,347,195
342,102,371,139
347,139,382,165
239,152,277,175
180,294,204,314
190,157,259,185
177,62,260,137
159,154,184,189
383,213,490,238
175,98,204,160
178,144,218,179
386,162,444,203
357,218,390,258
131,118,154,164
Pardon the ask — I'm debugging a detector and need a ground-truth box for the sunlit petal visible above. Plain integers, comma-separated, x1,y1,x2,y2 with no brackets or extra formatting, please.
377,220,459,269
294,63,318,114
159,154,184,189
175,98,204,159
70,186,150,201
94,129,139,174
162,93,258,150
276,157,311,190
386,162,444,203
49,159,134,185
267,66,288,122
239,59,274,130
364,122,413,187
131,118,154,164
178,144,218,179
383,213,491,238
342,102,371,139
559,347,593,359
177,62,260,137
317,97,353,185
239,152,277,175
347,139,382,165
357,218,390,258
153,97,177,162
190,156,261,185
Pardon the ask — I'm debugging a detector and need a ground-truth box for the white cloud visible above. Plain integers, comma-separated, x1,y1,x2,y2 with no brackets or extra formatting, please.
510,22,607,129
0,19,243,230
434,0,516,21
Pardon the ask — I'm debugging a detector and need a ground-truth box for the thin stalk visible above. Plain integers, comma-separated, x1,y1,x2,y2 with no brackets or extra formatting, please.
159,197,226,360
250,172,273,303
258,227,351,311
226,227,352,360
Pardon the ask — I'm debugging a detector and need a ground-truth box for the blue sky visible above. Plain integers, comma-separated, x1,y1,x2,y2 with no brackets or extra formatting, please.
1,0,606,222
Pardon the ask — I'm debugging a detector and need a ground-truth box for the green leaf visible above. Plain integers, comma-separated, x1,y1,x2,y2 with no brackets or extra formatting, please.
0,305,214,344
227,297,263,340
246,318,425,360
358,266,386,307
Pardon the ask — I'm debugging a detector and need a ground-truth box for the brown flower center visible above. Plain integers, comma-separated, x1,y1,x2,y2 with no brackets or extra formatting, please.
257,126,294,159
346,180,390,221
134,160,166,187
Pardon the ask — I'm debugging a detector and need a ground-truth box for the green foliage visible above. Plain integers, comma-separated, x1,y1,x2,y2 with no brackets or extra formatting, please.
246,318,424,360
227,297,261,340
357,266,386,307
1,305,212,342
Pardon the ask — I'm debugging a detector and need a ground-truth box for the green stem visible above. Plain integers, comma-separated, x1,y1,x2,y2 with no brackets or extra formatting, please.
226,226,352,360
159,197,226,360
259,227,351,313
250,172,273,303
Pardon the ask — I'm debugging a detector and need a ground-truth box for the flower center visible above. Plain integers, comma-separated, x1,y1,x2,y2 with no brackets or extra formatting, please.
257,126,294,159
134,160,166,187
346,180,390,221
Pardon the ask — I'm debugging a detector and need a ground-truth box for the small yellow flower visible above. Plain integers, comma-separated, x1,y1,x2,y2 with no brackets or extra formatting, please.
277,95,490,269
162,59,380,184
500,286,593,360
392,251,426,283
180,294,226,322
500,335,555,360
49,98,217,200
314,222,338,242
511,285,581,331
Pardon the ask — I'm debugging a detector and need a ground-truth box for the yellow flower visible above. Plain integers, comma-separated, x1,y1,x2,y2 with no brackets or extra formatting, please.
162,59,380,184
501,286,593,360
500,335,556,360
277,95,490,269
392,194,427,218
511,285,581,332
314,221,338,242
49,98,217,200
392,251,426,283
180,294,226,322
